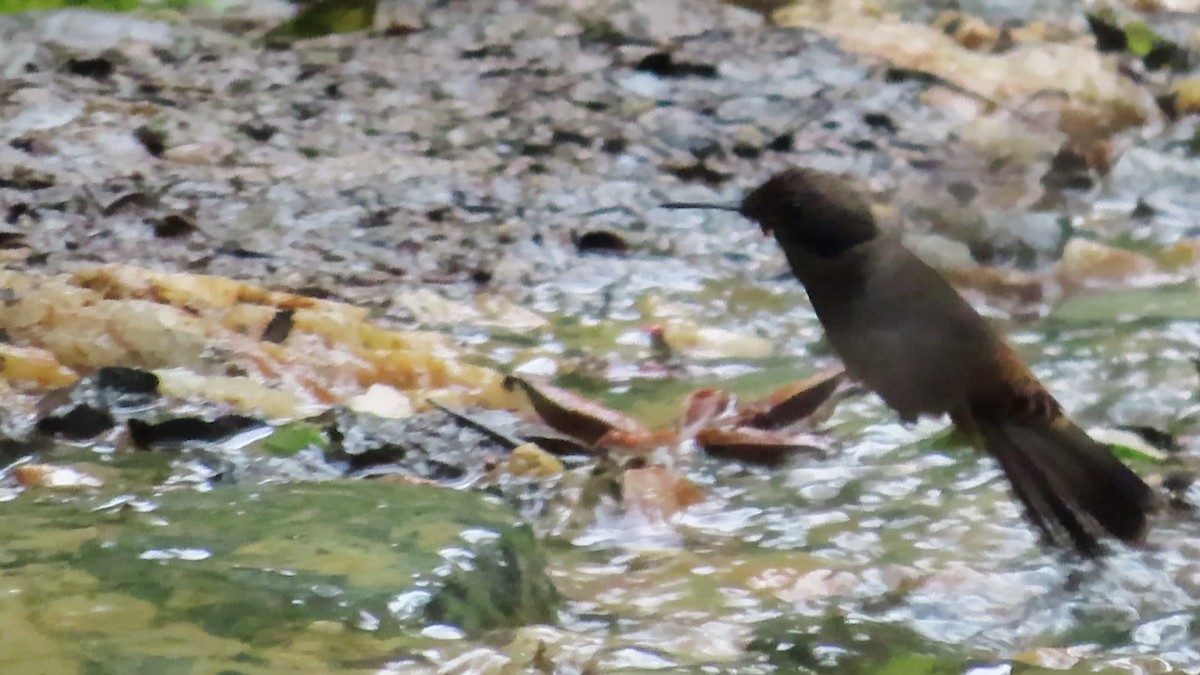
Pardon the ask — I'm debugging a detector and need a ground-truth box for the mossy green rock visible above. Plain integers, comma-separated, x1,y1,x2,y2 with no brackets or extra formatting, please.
1,481,558,648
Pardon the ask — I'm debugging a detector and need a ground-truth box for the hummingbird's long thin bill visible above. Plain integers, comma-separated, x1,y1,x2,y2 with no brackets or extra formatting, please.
659,201,741,211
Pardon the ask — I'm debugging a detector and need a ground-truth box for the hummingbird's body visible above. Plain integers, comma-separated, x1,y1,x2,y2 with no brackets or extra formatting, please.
666,168,1156,556
781,229,995,422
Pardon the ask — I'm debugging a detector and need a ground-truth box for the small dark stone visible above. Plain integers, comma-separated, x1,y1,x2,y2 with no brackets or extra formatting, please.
292,101,323,121
519,143,553,158
133,126,167,158
460,44,514,60
0,167,55,190
261,309,295,344
8,134,53,155
732,143,761,159
1131,198,1157,220
1144,41,1190,72
237,122,278,143
296,64,324,81
291,285,335,299
572,230,629,256
1163,470,1194,494
150,213,197,238
551,129,591,147
215,243,272,259
883,67,940,85
1041,148,1093,191
1157,93,1179,122
600,137,627,154
665,162,729,186
383,22,421,37
767,133,794,152
96,367,159,395
947,181,979,206
358,209,394,228
66,56,114,79
687,137,723,161
128,414,265,450
37,404,115,440
634,52,718,79
862,112,899,134
1085,14,1127,53
0,230,26,249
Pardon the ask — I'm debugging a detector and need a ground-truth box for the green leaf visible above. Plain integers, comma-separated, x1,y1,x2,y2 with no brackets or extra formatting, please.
264,0,377,44
1124,21,1159,57
261,422,328,457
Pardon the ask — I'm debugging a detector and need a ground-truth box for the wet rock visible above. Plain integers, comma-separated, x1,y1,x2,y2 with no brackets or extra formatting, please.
20,482,558,640
1056,238,1160,289
325,409,509,481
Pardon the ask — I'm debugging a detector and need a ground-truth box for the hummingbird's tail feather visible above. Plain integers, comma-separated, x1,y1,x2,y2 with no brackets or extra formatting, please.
965,413,1156,557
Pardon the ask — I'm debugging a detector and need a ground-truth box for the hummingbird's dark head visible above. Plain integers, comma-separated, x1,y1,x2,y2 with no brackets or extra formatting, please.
739,168,879,258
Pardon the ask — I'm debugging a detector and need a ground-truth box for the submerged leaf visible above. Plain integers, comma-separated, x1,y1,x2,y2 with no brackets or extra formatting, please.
622,465,705,518
503,375,655,447
696,427,827,468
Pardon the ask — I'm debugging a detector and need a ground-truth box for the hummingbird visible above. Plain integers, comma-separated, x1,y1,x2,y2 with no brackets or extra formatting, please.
663,168,1156,556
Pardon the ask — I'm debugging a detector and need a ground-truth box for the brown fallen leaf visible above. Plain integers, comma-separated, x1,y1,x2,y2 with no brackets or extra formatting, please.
680,388,737,439
736,366,846,430
503,375,664,447
622,465,705,519
521,428,599,456
696,427,828,468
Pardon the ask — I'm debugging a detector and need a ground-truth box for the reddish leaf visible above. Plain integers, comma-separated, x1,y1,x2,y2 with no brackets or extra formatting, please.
679,388,736,439
504,375,655,446
738,366,846,430
696,426,827,468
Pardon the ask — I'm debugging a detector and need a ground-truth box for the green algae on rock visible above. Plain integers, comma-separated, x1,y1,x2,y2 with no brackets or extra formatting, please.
0,481,558,668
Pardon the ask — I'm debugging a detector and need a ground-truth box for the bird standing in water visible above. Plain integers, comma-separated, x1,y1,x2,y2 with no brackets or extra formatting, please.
664,168,1156,556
